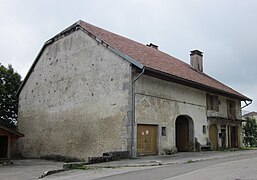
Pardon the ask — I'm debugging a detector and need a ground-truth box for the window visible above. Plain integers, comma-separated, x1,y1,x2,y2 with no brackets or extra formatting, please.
161,127,166,136
202,125,206,134
227,100,236,119
206,94,219,111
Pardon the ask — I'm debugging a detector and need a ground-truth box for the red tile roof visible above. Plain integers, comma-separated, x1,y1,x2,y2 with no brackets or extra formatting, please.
17,20,251,101
78,21,250,100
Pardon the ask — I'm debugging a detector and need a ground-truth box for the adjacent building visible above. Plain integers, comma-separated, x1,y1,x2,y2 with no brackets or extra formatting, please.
0,124,24,162
17,20,251,161
242,111,257,120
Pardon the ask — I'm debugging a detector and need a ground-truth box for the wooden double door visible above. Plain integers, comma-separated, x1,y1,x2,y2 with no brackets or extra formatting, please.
137,124,157,156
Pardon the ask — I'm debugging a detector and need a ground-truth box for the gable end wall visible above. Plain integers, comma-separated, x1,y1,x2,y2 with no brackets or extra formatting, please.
18,30,132,160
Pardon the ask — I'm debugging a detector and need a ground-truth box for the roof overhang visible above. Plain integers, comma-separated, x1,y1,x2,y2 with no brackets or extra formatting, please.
0,125,24,137
138,66,252,101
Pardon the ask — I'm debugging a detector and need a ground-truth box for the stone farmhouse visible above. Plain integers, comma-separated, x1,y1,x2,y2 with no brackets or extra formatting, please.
17,20,252,161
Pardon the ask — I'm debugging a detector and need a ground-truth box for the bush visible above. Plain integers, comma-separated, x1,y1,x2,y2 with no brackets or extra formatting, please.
243,117,257,147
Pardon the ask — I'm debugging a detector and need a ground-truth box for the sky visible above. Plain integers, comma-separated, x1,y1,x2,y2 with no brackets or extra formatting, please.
0,0,256,112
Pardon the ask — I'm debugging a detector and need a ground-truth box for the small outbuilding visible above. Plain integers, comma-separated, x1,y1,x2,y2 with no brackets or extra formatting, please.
0,124,24,162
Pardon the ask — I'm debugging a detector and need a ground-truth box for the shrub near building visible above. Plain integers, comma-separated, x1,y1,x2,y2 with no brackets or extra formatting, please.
243,117,257,147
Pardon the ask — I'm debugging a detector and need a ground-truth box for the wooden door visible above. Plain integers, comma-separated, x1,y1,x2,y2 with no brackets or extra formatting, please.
137,124,157,156
230,126,238,148
0,136,8,158
176,117,189,151
209,124,218,150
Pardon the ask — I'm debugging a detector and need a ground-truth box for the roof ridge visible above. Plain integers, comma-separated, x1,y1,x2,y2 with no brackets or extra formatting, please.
79,21,188,61
17,20,251,101
77,20,250,100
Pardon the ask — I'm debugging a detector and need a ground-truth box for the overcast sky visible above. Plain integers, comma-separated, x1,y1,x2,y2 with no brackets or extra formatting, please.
1,0,256,112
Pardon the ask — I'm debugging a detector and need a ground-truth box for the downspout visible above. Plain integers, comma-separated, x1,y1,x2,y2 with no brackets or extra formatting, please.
131,67,145,158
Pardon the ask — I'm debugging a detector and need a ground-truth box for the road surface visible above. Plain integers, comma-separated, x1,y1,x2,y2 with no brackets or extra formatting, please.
45,152,257,180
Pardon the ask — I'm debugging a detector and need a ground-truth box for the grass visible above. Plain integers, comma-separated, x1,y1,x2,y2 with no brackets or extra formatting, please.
75,165,119,170
216,146,257,152
187,159,198,163
239,146,257,150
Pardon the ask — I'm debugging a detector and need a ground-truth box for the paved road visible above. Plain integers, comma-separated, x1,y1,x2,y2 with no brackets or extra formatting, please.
1,151,257,180
0,159,63,180
46,153,257,180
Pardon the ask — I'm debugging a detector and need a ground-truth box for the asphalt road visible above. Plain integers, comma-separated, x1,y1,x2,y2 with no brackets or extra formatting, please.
46,153,257,180
0,159,63,180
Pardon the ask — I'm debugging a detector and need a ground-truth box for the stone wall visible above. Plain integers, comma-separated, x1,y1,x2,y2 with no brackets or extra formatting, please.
18,30,132,160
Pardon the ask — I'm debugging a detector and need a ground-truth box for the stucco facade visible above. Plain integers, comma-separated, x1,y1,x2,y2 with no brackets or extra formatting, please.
18,30,132,160
134,75,207,154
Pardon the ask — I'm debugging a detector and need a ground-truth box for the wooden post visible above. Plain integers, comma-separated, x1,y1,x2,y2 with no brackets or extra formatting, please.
7,135,11,159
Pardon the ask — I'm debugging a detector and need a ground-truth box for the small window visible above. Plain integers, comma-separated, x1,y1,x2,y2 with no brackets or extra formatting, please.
227,99,236,119
206,94,219,111
202,125,206,134
161,127,166,136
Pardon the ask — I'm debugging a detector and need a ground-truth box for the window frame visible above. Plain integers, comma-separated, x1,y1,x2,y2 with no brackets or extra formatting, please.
206,93,219,111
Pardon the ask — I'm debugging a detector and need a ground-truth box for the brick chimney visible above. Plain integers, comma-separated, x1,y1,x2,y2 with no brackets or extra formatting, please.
190,50,203,72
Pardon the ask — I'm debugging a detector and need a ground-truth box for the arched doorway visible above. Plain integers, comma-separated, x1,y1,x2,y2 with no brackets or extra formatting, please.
175,115,194,152
209,124,218,150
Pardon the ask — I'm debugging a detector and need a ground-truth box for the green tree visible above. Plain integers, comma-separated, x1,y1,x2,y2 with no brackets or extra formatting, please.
243,117,257,147
0,64,21,128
